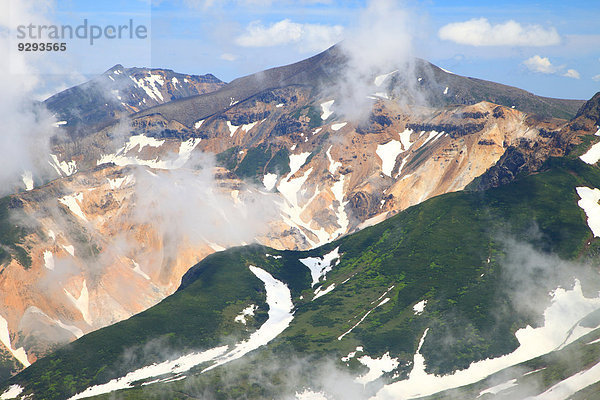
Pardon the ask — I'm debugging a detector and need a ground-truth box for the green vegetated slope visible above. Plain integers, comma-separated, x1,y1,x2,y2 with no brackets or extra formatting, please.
5,157,600,399
420,327,600,400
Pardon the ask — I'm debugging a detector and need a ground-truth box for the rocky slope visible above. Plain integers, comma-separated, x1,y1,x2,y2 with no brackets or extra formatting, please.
0,48,595,376
3,156,600,399
44,65,225,136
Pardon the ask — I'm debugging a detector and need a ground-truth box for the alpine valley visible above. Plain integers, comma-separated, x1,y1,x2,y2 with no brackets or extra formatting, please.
1,44,600,400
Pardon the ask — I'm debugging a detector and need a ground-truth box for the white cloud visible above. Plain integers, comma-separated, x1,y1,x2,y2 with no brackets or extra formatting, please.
524,55,557,74
593,74,600,82
220,53,237,61
184,0,332,9
563,69,580,79
523,55,580,79
439,18,561,47
235,19,343,53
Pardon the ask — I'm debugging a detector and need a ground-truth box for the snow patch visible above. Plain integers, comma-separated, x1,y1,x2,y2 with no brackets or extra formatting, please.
296,389,328,400
130,74,165,102
288,152,311,177
263,173,278,191
194,119,204,129
234,304,257,324
132,260,150,280
413,300,427,315
70,266,293,399
330,175,349,239
58,193,87,222
241,121,258,132
478,379,517,397
227,121,238,136
202,265,294,372
299,247,341,287
43,251,54,270
123,135,164,153
62,245,75,257
320,100,334,120
0,385,23,399
576,187,600,237
331,122,347,131
399,129,414,151
107,175,134,190
265,254,282,259
376,140,403,177
313,284,336,300
374,279,600,399
49,154,77,177
356,352,400,385
374,70,398,87
342,346,364,362
69,346,228,399
326,146,342,175
0,315,29,367
22,171,33,190
580,140,600,165
529,360,600,399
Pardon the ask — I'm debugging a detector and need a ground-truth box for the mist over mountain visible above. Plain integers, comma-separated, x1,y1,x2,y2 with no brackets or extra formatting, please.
0,16,599,399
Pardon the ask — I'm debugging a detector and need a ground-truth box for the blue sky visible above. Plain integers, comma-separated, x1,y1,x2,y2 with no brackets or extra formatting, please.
14,0,600,100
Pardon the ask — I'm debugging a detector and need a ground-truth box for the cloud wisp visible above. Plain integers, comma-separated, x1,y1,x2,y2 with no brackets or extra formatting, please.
328,0,425,122
523,55,581,79
235,19,343,53
438,18,561,47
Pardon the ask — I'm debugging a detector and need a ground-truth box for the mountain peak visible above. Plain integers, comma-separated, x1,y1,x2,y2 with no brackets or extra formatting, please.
574,91,600,125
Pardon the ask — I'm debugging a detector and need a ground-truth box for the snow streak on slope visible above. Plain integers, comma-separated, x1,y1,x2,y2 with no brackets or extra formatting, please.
49,154,77,177
477,379,518,397
0,316,29,367
527,360,600,399
338,286,394,341
277,152,332,246
202,265,294,372
97,137,200,170
374,280,600,400
67,266,293,399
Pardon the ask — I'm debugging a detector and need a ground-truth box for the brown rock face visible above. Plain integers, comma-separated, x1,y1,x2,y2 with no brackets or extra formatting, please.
0,74,591,372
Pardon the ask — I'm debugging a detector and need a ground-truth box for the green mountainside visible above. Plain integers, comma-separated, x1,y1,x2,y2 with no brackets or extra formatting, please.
4,154,600,399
